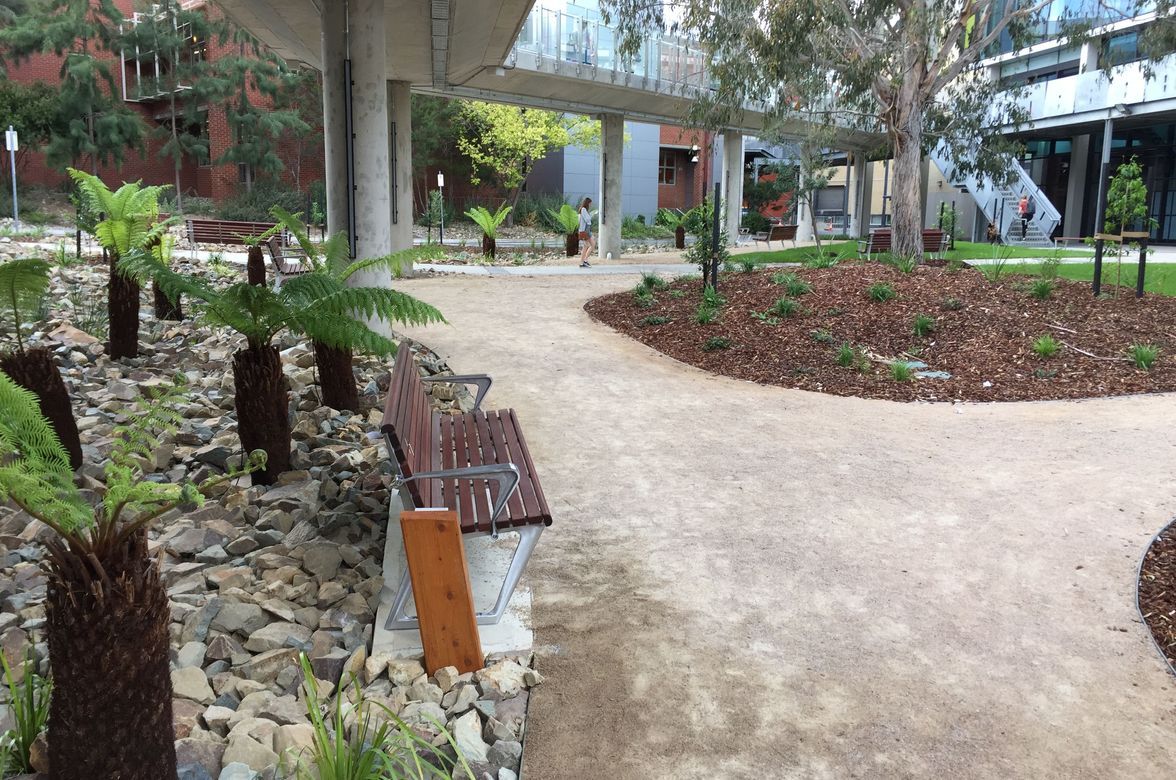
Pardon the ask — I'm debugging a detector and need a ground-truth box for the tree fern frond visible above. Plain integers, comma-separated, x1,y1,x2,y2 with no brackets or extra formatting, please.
340,245,445,282
300,312,398,356
0,372,91,535
304,286,446,328
0,258,51,351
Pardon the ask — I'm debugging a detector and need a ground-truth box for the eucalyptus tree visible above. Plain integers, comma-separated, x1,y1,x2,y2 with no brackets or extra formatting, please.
605,0,1062,258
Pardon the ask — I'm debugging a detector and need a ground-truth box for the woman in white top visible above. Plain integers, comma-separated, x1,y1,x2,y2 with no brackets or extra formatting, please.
578,197,594,268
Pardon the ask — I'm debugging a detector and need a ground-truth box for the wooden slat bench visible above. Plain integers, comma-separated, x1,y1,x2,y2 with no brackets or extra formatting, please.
185,218,285,247
857,228,950,259
752,223,798,249
265,235,312,286
380,340,552,629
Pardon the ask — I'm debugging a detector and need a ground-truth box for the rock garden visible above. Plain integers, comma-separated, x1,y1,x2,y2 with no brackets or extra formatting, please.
585,259,1176,402
0,178,536,779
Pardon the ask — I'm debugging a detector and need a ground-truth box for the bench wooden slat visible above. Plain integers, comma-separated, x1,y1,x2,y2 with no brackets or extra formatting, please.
461,414,493,531
450,414,478,532
486,411,528,525
495,410,542,524
507,409,552,523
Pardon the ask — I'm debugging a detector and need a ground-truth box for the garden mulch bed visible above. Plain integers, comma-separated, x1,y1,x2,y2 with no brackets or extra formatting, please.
584,263,1176,402
1139,523,1176,672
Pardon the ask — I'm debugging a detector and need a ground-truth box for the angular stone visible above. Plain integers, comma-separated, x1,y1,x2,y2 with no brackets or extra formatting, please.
237,648,299,684
177,640,208,668
258,598,297,623
434,665,460,693
476,661,527,699
218,761,261,780
175,738,226,778
301,543,342,579
206,634,249,664
178,763,215,780
523,669,544,687
310,647,349,684
400,701,446,727
172,666,215,704
210,603,267,635
494,691,528,735
386,658,425,686
244,621,311,653
444,684,479,716
483,716,515,744
257,694,308,727
452,710,490,764
274,723,315,767
203,705,235,733
173,697,206,738
258,480,320,509
408,680,443,705
487,739,522,771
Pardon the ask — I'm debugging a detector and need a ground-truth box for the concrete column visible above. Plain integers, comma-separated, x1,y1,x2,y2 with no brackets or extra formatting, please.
388,80,413,258
721,130,743,241
320,0,348,239
795,158,813,242
1064,134,1090,236
349,0,392,267
919,156,931,228
598,113,623,260
853,153,872,238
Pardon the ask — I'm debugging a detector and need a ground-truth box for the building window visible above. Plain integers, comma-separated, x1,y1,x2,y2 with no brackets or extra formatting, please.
658,150,676,185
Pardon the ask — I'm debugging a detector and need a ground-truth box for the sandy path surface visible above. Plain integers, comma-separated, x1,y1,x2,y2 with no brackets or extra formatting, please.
398,273,1176,780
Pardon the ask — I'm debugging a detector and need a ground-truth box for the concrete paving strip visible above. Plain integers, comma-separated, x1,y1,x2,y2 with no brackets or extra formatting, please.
396,272,1176,779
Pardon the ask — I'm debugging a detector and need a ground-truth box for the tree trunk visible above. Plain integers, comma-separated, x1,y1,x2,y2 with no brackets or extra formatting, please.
107,250,140,360
0,347,83,470
45,528,177,779
674,226,686,250
247,244,266,286
313,341,358,412
565,231,579,257
891,110,926,260
152,280,183,321
233,345,289,485
482,234,496,259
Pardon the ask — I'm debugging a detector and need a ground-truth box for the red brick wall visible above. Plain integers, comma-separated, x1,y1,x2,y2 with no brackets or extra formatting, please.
657,127,712,211
4,0,324,203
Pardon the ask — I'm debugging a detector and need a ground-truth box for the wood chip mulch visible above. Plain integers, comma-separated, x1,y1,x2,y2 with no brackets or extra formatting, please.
1139,523,1176,672
583,263,1176,402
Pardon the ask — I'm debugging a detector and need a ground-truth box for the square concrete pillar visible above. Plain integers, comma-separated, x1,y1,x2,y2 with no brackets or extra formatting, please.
853,153,872,238
388,80,414,258
320,0,349,241
349,0,392,266
598,113,624,260
1064,134,1090,236
722,130,744,242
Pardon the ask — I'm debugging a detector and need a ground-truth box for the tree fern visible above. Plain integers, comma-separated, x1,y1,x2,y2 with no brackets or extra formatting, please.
67,168,175,258
0,258,51,354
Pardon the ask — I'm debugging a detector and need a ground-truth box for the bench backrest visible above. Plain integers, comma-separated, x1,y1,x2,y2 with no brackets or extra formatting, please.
381,341,435,508
865,229,892,252
186,218,284,246
770,224,797,240
922,229,948,251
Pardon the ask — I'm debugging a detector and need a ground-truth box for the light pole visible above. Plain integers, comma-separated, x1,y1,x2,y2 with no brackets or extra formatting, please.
5,126,17,232
437,171,445,246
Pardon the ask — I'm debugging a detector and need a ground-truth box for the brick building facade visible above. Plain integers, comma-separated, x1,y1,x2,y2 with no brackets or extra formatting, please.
656,126,712,211
4,0,324,203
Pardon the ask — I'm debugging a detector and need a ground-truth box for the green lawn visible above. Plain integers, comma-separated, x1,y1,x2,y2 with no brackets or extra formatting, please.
738,240,1092,265
1007,261,1176,297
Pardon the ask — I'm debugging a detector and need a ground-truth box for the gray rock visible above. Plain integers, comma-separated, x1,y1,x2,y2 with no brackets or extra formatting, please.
487,740,522,771
445,684,479,716
301,542,342,579
177,640,208,668
172,666,215,704
476,661,527,699
178,763,215,780
452,710,490,764
217,762,260,780
175,737,226,777
237,648,299,684
193,445,233,468
483,716,515,744
499,770,518,780
210,603,268,635
196,545,230,565
400,701,446,726
434,665,460,693
221,736,278,773
408,680,443,705
244,621,311,653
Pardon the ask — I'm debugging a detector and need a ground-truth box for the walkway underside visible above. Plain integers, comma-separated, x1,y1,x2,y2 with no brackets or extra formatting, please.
399,273,1176,779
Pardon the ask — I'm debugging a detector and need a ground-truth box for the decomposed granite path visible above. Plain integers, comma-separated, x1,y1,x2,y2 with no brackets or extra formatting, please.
397,272,1176,780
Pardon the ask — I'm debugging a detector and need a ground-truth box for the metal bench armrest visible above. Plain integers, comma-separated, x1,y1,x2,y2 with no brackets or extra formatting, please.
421,374,493,411
400,463,520,537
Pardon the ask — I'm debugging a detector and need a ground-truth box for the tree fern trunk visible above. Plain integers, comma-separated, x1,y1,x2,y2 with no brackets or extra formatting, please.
107,250,140,360
565,231,579,257
46,528,176,779
233,345,289,485
482,234,495,258
0,347,83,470
313,341,358,412
675,226,686,250
247,245,266,287
152,280,183,321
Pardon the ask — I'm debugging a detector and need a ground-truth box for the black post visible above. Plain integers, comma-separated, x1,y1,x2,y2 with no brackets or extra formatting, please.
937,201,944,231
1136,237,1149,298
710,182,721,289
1092,238,1104,297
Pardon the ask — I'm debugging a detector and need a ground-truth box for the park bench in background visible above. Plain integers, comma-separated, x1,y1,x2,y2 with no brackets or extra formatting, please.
185,218,286,248
265,235,312,286
752,223,798,249
858,228,949,259
380,341,552,630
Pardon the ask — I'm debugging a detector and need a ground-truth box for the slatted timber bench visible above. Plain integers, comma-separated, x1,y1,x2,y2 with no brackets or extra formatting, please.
185,218,285,248
265,235,312,286
858,228,949,259
752,223,798,249
380,340,552,630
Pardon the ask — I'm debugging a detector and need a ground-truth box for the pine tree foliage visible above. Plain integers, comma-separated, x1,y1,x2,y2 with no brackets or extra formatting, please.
0,371,262,552
0,258,50,354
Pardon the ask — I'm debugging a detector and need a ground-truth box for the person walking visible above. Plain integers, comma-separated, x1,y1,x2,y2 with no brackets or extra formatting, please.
578,197,595,268
1018,195,1030,240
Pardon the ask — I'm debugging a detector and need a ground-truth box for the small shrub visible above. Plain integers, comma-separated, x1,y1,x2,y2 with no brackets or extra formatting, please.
1029,279,1055,300
868,282,897,302
810,328,835,344
633,290,655,308
785,277,812,296
886,254,917,273
941,297,963,311
722,260,737,273
0,653,50,774
668,289,686,299
702,336,732,351
803,253,839,269
912,314,935,338
1040,256,1061,280
702,285,725,309
739,259,757,273
751,311,780,325
1129,343,1159,370
835,342,856,367
640,315,670,326
890,362,914,381
638,272,668,292
694,305,717,324
1033,334,1060,358
769,297,801,318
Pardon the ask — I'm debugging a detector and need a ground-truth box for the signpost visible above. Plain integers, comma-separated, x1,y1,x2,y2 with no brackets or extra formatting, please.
5,126,17,232
437,171,445,246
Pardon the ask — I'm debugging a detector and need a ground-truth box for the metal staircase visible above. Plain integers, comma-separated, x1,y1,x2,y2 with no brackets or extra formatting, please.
930,141,1059,248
